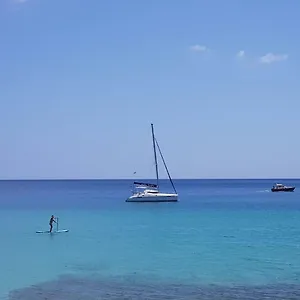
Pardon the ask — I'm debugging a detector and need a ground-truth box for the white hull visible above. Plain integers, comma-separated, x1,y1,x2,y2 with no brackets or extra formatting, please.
126,192,178,202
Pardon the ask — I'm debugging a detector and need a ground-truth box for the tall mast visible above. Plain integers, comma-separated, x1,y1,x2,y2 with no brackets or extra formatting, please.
151,123,159,189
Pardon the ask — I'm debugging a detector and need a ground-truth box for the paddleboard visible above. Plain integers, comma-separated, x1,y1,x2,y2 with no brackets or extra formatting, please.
36,217,69,234
36,229,69,234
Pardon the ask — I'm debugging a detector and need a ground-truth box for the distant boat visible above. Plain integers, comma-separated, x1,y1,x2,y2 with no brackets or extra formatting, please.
126,124,178,203
271,183,295,192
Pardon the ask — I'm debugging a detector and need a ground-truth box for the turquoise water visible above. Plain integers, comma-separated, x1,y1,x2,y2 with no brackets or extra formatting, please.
1,179,300,299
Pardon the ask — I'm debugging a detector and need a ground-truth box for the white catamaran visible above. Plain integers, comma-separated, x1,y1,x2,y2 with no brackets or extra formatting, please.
126,123,178,203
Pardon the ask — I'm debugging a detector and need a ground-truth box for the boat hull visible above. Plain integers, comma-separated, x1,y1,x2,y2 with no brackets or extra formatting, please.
271,187,295,192
126,193,178,202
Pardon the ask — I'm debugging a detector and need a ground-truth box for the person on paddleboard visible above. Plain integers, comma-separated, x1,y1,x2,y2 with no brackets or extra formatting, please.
49,215,56,233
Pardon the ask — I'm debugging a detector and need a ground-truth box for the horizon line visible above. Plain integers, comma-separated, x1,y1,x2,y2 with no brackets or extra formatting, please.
0,178,299,181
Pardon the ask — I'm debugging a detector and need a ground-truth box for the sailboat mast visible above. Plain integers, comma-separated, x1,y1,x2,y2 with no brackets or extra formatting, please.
151,123,159,189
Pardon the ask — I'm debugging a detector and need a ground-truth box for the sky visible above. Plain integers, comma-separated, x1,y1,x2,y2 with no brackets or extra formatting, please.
0,0,300,179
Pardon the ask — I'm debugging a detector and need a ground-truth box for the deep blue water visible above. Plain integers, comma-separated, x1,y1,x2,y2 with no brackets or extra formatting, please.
1,179,300,299
1,179,300,210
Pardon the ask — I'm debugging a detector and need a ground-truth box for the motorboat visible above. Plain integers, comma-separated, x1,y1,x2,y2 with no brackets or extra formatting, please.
271,183,295,192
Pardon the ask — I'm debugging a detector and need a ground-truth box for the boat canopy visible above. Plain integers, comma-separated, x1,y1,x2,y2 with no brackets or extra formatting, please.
133,181,158,188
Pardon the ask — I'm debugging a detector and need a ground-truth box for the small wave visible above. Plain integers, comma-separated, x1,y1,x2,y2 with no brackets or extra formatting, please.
223,235,235,238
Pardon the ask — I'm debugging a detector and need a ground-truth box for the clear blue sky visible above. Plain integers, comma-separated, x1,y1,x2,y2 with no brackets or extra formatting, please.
0,0,299,179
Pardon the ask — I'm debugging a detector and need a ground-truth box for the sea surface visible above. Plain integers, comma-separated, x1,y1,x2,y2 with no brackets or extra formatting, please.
1,179,300,299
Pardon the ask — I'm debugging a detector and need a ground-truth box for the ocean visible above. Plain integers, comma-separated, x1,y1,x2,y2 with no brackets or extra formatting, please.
1,179,300,299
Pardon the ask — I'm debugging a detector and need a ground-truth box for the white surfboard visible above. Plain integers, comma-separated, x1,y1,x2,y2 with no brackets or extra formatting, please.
56,229,69,233
36,229,69,234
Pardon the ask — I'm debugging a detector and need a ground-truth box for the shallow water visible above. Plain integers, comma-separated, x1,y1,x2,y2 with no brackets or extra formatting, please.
1,179,300,299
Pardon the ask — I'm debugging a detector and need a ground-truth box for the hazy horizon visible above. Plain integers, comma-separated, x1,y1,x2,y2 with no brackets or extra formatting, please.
1,177,299,181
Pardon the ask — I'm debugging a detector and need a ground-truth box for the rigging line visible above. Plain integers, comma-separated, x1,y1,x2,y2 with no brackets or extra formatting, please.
155,138,177,194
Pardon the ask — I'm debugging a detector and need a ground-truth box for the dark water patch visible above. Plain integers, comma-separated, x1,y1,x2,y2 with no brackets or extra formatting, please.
8,275,300,300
